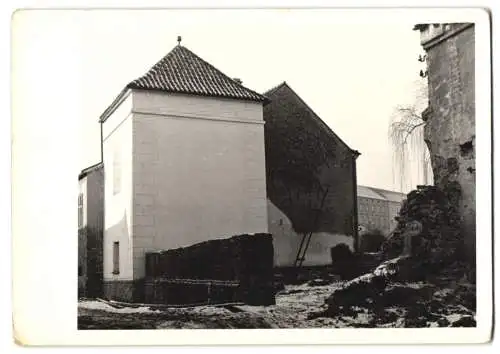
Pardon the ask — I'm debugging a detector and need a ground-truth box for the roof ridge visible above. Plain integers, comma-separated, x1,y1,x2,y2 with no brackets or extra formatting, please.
263,81,287,96
127,45,267,103
370,186,406,194
101,43,268,122
357,185,388,200
267,82,358,155
358,185,406,202
174,46,269,103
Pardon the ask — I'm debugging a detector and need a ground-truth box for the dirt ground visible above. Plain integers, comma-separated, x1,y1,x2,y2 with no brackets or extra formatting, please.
78,280,476,329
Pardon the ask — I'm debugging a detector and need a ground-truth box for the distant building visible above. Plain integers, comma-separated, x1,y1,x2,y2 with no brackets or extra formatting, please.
264,82,360,267
357,185,405,236
372,188,407,233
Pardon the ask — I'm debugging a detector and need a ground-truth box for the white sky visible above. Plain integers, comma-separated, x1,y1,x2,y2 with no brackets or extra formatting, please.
74,9,427,193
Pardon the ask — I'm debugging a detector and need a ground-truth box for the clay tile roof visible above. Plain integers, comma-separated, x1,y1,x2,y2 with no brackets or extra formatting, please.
127,45,267,103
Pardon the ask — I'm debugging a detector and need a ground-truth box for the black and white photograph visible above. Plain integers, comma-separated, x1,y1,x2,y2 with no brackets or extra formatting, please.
11,6,493,346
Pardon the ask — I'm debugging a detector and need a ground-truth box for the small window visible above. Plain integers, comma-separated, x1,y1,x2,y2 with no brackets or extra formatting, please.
113,149,122,195
78,193,84,229
78,265,83,277
113,241,120,274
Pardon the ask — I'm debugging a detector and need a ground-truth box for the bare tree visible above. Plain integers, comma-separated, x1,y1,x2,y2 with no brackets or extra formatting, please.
389,79,433,192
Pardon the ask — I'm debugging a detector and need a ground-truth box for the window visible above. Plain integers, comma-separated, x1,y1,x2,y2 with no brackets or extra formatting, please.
78,193,84,229
113,242,120,274
113,149,122,195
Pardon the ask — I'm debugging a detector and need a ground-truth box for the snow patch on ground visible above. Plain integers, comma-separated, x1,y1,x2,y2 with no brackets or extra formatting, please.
445,313,463,323
78,280,476,329
79,300,161,314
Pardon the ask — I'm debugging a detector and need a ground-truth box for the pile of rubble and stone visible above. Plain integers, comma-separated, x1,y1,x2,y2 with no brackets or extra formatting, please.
310,185,476,327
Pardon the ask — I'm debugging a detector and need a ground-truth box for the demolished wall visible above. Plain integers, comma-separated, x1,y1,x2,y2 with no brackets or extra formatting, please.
417,23,476,265
312,24,477,327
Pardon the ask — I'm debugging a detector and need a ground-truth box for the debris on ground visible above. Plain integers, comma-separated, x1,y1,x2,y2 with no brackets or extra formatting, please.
79,278,475,329
310,185,476,328
77,185,476,330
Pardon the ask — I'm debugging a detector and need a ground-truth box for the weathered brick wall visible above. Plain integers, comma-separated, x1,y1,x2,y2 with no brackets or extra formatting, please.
420,24,475,263
264,84,357,237
144,233,275,305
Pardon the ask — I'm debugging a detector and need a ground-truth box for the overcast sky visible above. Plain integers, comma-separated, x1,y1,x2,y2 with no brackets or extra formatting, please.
73,9,428,193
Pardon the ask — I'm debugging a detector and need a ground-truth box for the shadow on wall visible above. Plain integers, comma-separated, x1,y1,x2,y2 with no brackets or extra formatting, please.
268,200,354,267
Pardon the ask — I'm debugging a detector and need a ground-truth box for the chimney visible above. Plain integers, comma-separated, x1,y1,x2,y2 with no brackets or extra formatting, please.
233,78,242,84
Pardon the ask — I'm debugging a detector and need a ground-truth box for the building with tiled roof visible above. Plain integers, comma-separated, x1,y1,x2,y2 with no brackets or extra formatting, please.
80,41,365,300
92,42,270,302
100,44,267,123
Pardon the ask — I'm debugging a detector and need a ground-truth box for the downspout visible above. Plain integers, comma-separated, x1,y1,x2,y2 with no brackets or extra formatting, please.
352,150,361,254
100,121,104,163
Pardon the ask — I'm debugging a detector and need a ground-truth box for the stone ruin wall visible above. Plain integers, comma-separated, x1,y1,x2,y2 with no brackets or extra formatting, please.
418,23,475,264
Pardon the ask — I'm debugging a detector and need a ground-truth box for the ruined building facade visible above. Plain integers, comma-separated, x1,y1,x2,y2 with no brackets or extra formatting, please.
415,23,475,263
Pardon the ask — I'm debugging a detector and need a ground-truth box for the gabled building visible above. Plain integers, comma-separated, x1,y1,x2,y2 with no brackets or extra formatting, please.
263,82,360,267
80,43,363,302
98,44,269,301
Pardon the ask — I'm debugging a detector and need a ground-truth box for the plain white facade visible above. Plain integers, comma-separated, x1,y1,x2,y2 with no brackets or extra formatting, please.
102,89,268,280
102,94,134,281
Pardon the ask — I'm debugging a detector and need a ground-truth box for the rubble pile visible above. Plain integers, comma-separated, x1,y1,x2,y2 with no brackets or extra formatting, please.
314,185,476,327
381,184,463,265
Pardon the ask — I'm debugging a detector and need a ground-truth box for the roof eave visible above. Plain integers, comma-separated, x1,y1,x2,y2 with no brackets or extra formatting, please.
99,88,132,123
78,162,104,180
413,23,430,31
126,85,268,105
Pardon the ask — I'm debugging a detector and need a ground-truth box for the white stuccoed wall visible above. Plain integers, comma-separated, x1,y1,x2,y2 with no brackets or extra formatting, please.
102,93,134,281
130,90,268,279
268,200,354,267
